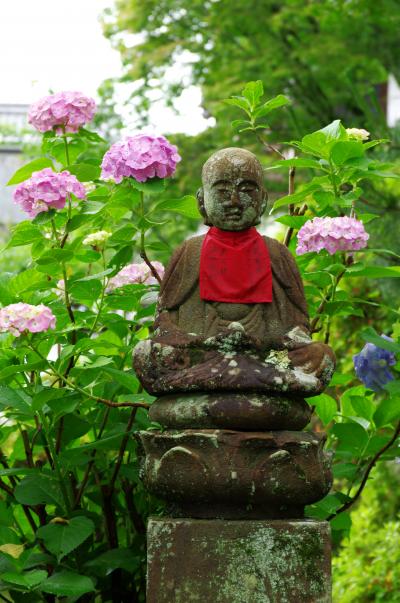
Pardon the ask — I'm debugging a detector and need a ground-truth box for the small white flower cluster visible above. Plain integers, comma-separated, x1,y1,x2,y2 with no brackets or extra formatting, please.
346,127,370,141
82,231,112,247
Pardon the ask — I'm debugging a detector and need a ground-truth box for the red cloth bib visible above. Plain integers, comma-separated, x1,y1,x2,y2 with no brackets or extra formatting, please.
199,226,273,303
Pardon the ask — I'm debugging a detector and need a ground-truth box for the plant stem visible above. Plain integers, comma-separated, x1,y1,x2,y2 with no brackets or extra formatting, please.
327,421,400,520
109,408,137,491
28,344,150,410
38,410,72,515
139,191,162,284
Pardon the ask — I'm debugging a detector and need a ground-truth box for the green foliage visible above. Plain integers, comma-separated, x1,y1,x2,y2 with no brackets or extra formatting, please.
333,464,400,602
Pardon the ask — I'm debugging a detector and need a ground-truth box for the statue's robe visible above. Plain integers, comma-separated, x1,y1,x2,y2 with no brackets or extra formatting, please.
134,234,335,395
156,234,310,350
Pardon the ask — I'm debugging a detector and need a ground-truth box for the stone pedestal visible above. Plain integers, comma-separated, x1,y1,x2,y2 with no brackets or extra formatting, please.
147,517,331,603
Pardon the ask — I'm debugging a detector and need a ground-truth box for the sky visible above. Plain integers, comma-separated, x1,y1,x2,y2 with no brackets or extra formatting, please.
0,0,210,135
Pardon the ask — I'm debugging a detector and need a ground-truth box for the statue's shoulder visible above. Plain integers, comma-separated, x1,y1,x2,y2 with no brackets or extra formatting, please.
159,234,204,308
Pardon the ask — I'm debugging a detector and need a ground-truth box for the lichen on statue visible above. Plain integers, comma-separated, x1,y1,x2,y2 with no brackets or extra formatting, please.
133,147,335,397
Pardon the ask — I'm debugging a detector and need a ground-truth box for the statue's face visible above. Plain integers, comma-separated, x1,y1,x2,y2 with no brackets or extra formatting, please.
201,152,266,231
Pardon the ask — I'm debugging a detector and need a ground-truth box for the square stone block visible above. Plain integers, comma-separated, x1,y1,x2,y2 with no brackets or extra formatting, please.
147,517,331,603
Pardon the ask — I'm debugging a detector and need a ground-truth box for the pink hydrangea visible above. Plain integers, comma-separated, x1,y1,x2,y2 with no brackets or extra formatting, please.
28,91,96,133
13,168,86,218
108,262,165,290
101,134,181,183
0,303,56,337
296,216,369,255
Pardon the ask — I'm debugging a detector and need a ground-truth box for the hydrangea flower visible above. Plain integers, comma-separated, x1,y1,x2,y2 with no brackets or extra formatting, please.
101,134,181,183
108,262,165,290
28,91,96,133
353,335,396,392
13,168,86,218
296,216,369,255
0,303,56,337
346,128,370,141
83,231,111,247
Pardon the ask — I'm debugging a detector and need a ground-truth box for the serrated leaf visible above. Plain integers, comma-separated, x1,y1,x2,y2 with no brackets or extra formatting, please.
37,516,95,561
6,222,44,248
272,182,322,210
68,163,101,182
242,80,264,108
253,94,290,118
275,215,309,229
153,195,200,219
39,571,95,597
7,158,54,185
374,397,400,427
14,474,64,509
1,570,47,589
307,393,337,425
330,140,364,166
130,177,167,195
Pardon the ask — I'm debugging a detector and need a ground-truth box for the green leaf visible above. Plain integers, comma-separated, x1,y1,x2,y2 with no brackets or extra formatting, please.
272,182,322,210
14,475,64,508
269,157,322,169
154,195,201,219
9,269,48,295
319,119,346,141
84,548,141,575
275,215,309,229
37,516,95,561
361,327,400,353
70,279,102,304
0,387,32,415
332,422,369,455
101,368,139,392
39,571,95,597
130,177,167,195
68,163,101,182
374,397,400,427
330,140,364,166
7,158,54,185
36,248,74,265
242,80,264,108
224,97,251,114
345,265,400,279
253,94,290,118
6,222,43,248
307,393,337,425
1,570,47,590
79,127,107,143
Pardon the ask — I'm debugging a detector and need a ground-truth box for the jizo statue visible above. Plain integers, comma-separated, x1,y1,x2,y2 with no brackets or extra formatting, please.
134,147,335,399
137,148,334,600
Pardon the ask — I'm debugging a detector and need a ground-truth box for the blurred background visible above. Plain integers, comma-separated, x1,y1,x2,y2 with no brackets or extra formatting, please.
1,1,400,599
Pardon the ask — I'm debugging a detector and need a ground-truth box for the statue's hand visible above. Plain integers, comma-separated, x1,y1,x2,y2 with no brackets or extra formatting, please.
288,342,335,377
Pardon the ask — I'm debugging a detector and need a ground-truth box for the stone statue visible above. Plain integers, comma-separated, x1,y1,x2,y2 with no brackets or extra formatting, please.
136,148,334,601
134,147,335,403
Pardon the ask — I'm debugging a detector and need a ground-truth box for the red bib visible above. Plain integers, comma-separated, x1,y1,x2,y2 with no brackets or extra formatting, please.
199,226,273,303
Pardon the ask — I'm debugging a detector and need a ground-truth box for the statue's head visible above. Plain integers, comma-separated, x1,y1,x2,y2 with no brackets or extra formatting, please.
197,147,267,231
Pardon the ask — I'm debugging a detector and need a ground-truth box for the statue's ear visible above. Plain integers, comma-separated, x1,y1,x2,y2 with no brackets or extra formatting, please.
260,187,268,216
196,187,212,226
254,187,268,226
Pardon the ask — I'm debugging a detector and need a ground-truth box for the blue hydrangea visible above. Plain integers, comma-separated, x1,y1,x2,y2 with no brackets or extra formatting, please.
353,336,396,392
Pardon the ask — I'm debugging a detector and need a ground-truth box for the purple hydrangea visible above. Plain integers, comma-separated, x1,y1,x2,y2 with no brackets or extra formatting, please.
28,91,96,134
13,168,86,217
100,134,181,183
353,335,396,392
108,262,165,290
0,303,56,337
296,216,369,255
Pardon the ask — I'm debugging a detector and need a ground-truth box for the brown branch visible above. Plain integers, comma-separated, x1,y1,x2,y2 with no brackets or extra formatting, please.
139,249,162,285
0,479,13,497
74,408,111,508
310,266,347,332
22,430,34,468
122,478,146,535
97,397,150,410
110,409,137,491
283,203,307,248
327,420,400,521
